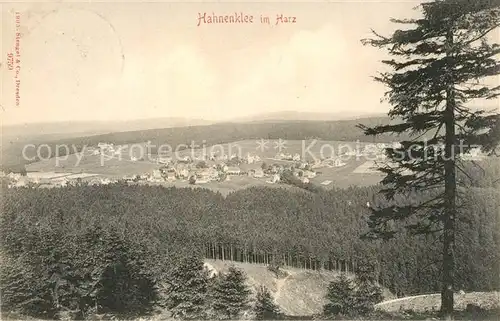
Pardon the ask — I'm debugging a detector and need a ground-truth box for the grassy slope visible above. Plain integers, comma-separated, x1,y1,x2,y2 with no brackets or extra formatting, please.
206,259,343,316
206,260,500,316
205,259,391,316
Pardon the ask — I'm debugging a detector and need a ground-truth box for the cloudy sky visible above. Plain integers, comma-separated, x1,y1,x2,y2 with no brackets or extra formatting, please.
1,1,497,125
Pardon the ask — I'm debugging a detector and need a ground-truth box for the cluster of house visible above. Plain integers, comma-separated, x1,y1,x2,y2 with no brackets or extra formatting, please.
155,152,263,165
275,152,302,161
124,161,258,185
1,171,116,189
263,163,318,184
117,154,323,185
88,143,126,156
460,147,485,161
336,143,393,159
274,152,348,168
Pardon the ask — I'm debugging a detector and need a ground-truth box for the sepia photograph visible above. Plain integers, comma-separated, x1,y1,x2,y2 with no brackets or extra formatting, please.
1,0,499,320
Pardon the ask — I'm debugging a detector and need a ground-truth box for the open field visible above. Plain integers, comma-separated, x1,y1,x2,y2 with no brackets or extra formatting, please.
26,153,160,177
311,161,384,188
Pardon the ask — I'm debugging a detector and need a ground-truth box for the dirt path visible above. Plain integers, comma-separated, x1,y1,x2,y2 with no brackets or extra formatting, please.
375,293,440,307
274,273,294,302
375,291,500,313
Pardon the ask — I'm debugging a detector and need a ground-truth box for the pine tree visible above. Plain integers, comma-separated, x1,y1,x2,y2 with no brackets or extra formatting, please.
352,261,383,316
210,266,251,320
254,286,281,320
323,273,355,318
359,1,500,319
164,256,209,320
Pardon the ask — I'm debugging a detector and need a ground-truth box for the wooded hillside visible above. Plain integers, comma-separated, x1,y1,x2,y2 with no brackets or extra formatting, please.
2,182,498,299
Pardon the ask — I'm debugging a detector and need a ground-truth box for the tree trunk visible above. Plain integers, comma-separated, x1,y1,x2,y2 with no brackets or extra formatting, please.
442,29,456,321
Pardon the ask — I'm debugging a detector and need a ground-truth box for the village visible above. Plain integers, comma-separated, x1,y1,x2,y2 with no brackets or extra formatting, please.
3,141,485,190
4,140,376,188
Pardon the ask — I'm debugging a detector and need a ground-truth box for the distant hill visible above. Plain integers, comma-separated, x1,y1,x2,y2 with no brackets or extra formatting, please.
2,117,214,141
1,117,212,170
232,111,387,123
2,112,387,140
41,116,399,154
1,116,404,171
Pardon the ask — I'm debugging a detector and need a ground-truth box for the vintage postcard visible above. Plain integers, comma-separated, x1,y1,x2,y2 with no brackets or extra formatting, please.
1,1,499,320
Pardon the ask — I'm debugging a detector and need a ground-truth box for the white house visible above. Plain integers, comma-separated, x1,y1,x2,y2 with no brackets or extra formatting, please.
122,175,136,181
14,179,28,188
196,168,218,181
177,168,189,178
253,168,264,178
152,170,163,180
330,158,346,167
166,171,176,181
246,154,255,164
461,147,483,161
7,172,22,181
226,167,241,175
392,142,403,149
267,174,280,184
303,170,316,179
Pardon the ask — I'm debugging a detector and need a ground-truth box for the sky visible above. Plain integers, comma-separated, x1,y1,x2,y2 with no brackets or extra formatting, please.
1,1,498,125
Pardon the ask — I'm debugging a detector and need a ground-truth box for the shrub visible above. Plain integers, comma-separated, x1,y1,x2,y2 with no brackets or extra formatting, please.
210,266,251,319
254,286,281,320
322,262,383,319
164,255,209,320
323,273,356,318
352,261,383,315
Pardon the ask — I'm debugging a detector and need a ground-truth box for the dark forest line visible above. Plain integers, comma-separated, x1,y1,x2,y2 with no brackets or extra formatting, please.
203,242,358,273
2,180,499,298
